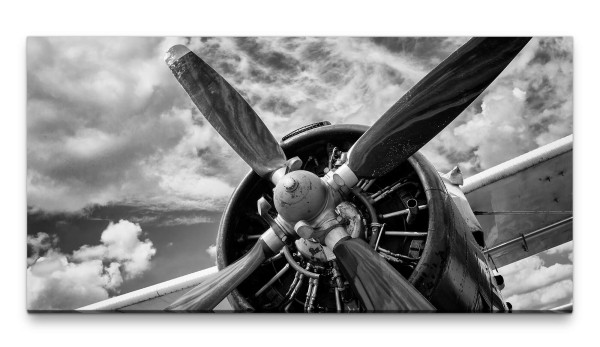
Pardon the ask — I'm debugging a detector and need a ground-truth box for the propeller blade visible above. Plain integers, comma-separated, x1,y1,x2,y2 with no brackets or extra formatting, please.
166,239,269,311
165,45,287,179
347,37,531,179
333,237,434,311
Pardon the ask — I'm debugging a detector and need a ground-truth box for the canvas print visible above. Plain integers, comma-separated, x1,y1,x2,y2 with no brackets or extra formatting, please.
26,37,573,312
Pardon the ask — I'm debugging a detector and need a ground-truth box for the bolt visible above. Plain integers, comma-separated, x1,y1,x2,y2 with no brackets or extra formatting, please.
283,177,299,192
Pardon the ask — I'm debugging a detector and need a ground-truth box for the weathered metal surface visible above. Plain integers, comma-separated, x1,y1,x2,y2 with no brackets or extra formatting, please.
464,135,573,267
294,238,329,263
347,37,531,179
335,201,365,239
294,201,364,262
443,177,482,235
462,135,572,194
165,45,286,178
405,152,504,311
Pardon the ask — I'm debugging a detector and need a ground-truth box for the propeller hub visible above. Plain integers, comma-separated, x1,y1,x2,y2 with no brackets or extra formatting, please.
282,176,299,192
273,170,327,223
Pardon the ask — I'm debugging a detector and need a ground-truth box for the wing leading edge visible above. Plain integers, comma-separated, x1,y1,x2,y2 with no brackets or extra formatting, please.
462,135,573,268
76,266,232,312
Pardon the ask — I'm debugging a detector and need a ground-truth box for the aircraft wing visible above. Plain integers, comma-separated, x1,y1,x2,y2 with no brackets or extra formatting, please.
462,135,573,268
76,266,232,311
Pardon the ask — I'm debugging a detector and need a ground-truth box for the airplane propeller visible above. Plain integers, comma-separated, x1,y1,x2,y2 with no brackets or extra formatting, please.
164,37,531,312
164,239,268,311
166,45,288,183
347,38,532,179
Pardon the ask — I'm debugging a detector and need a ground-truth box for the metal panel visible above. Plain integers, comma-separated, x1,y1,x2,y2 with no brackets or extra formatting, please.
463,135,572,267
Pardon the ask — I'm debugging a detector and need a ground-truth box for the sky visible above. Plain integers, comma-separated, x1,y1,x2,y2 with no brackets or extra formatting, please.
26,36,573,311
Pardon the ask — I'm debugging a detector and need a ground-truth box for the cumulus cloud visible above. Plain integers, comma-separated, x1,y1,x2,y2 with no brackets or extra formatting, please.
27,252,122,310
72,220,156,278
501,257,572,298
27,220,156,310
206,244,217,265
500,241,573,310
546,241,573,258
27,232,58,266
27,37,234,213
506,279,573,310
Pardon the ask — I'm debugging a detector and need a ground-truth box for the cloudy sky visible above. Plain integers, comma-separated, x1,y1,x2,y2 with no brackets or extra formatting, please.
26,36,572,311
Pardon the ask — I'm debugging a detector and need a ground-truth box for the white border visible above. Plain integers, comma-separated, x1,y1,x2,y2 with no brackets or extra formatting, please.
4,1,597,347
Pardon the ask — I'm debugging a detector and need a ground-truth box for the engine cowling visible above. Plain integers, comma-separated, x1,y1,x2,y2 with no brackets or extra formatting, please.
216,123,490,312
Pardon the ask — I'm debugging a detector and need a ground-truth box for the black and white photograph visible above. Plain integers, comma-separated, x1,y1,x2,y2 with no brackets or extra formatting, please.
26,36,573,313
